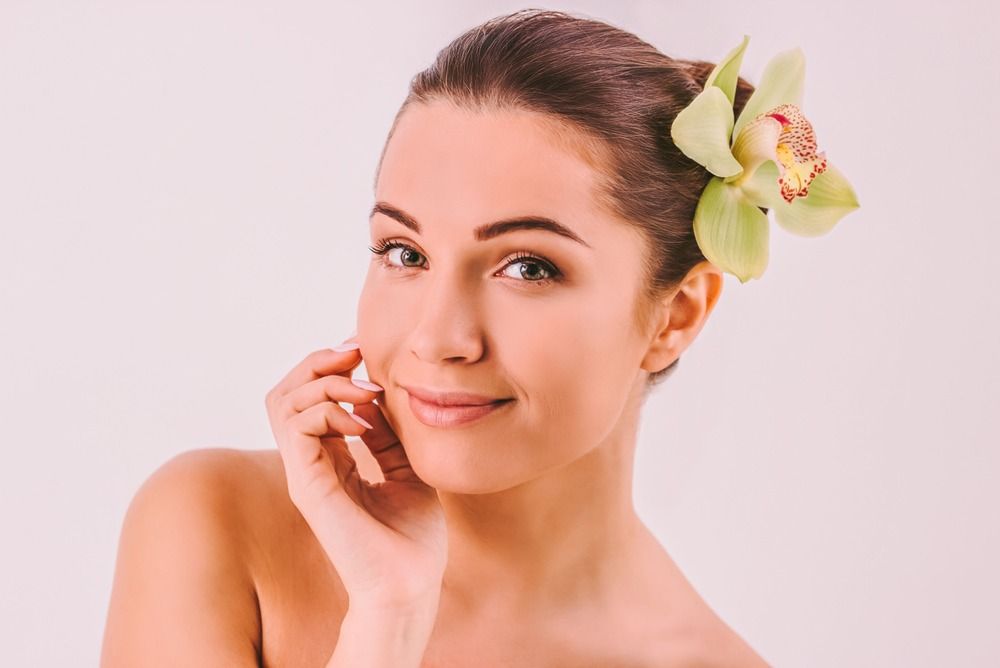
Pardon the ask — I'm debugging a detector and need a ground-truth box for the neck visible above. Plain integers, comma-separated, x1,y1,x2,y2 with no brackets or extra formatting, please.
435,395,658,617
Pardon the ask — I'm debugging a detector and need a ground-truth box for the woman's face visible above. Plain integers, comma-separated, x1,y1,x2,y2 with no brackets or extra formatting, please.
357,99,658,494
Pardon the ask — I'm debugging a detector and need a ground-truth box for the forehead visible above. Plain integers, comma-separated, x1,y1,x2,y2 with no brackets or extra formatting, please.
374,100,609,235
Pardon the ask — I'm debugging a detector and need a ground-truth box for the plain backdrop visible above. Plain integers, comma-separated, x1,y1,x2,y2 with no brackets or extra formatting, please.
1,1,998,666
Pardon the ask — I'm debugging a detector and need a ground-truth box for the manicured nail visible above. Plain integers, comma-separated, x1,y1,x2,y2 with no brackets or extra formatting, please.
349,413,373,429
333,341,360,352
351,378,383,392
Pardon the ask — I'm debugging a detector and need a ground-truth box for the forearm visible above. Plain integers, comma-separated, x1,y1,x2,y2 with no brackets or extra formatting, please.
325,600,440,668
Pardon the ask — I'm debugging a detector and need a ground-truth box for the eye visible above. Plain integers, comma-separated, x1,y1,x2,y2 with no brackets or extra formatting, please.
498,251,560,284
367,238,563,287
367,239,424,270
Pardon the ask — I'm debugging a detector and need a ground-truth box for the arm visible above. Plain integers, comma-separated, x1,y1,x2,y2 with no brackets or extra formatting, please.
100,449,262,667
325,599,440,668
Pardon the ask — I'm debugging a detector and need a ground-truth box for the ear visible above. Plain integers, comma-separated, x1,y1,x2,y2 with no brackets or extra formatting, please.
639,261,725,373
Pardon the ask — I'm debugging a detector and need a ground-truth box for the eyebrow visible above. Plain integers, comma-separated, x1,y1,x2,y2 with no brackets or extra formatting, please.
369,202,591,248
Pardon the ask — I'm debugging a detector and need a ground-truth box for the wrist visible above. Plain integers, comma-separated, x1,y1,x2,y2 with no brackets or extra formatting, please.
329,600,439,667
346,593,441,621
346,582,443,617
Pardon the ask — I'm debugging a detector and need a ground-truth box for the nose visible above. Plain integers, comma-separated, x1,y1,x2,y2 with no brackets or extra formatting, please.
406,274,487,365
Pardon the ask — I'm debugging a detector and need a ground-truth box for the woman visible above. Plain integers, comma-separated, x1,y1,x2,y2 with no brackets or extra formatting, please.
100,9,818,666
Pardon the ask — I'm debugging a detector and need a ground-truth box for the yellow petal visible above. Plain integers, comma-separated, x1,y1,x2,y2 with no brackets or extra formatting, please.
732,104,828,201
768,104,828,202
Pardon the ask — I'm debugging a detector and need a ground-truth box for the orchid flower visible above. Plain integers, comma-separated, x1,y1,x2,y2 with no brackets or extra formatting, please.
669,35,860,283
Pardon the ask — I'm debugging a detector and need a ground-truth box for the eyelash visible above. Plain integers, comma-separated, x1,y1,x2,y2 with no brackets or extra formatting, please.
367,238,564,287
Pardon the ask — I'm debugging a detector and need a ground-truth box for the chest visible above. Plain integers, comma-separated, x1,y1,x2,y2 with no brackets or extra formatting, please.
418,629,663,668
253,558,669,668
245,455,699,667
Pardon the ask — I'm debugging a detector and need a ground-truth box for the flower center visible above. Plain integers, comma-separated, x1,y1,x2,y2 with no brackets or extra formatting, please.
766,104,829,203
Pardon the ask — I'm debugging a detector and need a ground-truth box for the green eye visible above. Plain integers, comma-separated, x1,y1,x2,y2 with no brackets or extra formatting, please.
368,238,563,287
500,252,558,283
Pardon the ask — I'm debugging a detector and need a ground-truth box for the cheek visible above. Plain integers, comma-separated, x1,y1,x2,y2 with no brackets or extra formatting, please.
507,290,631,372
356,277,380,336
356,277,405,378
358,271,422,331
501,300,632,433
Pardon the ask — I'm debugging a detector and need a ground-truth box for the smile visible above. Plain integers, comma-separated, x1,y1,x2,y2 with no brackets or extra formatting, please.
406,392,514,428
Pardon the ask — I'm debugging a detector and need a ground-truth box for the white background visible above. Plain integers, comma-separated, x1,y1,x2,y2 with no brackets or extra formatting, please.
1,1,997,666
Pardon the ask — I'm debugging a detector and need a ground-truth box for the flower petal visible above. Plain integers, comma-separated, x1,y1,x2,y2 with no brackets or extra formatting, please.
694,177,770,283
732,47,805,142
670,87,743,178
740,161,860,237
724,114,783,186
704,34,751,106
738,160,783,209
732,103,828,201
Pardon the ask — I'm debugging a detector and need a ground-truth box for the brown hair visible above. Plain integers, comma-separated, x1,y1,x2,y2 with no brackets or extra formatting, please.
375,8,758,391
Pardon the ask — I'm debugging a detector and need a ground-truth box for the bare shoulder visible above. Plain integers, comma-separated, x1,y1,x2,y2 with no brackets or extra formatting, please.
650,607,772,668
101,447,265,667
117,446,263,560
133,447,269,533
158,447,317,562
677,624,771,667
149,446,261,494
625,542,771,668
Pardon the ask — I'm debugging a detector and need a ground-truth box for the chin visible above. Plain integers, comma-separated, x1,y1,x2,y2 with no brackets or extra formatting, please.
396,434,529,495
378,392,537,493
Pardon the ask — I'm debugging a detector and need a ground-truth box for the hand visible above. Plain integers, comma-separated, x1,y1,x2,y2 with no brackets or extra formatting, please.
264,337,447,610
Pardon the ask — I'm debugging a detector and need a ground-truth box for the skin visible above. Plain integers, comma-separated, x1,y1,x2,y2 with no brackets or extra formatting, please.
351,98,763,663
100,97,769,667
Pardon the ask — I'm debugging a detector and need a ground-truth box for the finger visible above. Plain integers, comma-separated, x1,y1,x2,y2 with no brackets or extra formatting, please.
281,400,367,499
267,341,362,401
352,400,420,483
284,405,388,568
276,373,383,421
318,436,366,503
319,436,361,488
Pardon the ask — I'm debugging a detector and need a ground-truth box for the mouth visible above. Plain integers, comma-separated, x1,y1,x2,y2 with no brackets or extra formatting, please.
401,384,511,407
404,390,514,428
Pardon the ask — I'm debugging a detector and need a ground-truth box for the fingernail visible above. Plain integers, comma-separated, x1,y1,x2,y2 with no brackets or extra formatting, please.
333,341,360,352
351,378,383,392
349,413,373,429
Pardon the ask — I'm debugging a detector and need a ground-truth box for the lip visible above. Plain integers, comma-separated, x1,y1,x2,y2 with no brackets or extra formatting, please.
402,385,514,428
401,384,510,407
407,393,513,427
